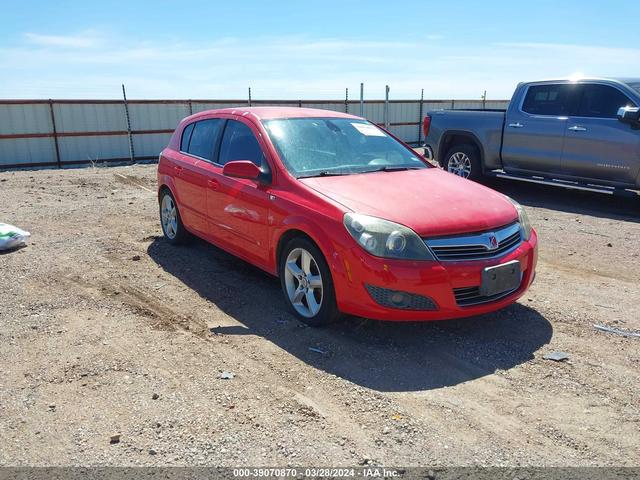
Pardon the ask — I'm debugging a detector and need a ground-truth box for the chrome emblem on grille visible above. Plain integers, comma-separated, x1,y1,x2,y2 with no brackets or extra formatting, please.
487,234,498,250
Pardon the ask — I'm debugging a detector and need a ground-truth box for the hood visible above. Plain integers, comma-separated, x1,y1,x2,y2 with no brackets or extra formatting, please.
300,168,518,237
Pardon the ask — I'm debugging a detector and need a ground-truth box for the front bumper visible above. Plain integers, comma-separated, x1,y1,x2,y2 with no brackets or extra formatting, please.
331,229,538,321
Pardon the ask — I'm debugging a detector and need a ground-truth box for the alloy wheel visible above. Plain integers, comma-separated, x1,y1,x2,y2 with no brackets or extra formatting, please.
447,152,472,178
161,194,178,240
284,247,323,318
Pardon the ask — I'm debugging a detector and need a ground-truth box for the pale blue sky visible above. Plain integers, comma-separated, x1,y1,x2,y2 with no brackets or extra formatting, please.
1,0,638,99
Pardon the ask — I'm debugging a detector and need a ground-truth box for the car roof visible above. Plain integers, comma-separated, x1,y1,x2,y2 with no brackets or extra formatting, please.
186,106,362,122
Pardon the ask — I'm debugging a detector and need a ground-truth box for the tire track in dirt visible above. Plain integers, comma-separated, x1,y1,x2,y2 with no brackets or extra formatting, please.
53,274,209,337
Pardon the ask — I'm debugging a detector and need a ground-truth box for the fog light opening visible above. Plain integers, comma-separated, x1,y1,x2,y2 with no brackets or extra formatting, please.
365,284,437,311
390,292,410,308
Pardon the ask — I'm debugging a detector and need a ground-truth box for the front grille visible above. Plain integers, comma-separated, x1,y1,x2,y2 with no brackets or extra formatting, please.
425,223,522,261
453,286,518,307
365,284,437,311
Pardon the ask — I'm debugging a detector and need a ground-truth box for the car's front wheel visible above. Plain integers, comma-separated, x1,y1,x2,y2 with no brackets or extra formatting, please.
279,237,340,327
159,189,190,244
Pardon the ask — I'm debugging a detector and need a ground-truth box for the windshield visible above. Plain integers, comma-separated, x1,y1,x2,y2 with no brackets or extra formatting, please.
262,117,428,178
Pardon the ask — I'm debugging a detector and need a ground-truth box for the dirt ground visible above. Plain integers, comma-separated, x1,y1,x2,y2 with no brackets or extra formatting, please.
0,162,639,467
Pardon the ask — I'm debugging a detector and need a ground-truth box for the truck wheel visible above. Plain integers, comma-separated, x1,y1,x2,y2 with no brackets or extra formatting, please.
442,144,481,180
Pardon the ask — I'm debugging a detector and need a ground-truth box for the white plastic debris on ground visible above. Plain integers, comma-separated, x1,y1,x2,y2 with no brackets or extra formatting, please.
0,223,31,251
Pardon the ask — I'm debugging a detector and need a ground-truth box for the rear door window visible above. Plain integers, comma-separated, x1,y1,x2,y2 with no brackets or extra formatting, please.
218,120,265,167
187,119,225,161
522,84,577,116
574,84,636,118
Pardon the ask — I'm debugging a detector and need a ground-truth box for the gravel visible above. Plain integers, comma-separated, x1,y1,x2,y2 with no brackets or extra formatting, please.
0,164,638,467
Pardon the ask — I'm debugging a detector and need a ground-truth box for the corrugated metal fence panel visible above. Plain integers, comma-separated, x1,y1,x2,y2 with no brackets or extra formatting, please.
388,102,421,124
484,100,510,109
128,103,190,131
133,133,172,158
58,135,130,163
301,102,346,113
363,102,385,124
0,138,57,166
0,98,511,169
190,102,246,114
54,103,127,133
423,101,453,112
388,125,420,144
451,100,485,109
0,103,52,135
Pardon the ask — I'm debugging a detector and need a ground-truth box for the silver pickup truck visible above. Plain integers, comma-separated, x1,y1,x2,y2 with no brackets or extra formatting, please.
423,78,640,194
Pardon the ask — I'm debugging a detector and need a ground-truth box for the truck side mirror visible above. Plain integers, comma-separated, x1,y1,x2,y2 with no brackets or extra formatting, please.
617,106,640,126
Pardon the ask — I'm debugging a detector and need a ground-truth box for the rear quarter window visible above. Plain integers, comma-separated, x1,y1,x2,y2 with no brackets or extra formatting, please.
180,123,195,152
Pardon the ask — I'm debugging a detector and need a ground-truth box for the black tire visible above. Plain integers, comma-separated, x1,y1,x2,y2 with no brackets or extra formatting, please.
279,237,341,327
159,188,191,245
441,143,482,181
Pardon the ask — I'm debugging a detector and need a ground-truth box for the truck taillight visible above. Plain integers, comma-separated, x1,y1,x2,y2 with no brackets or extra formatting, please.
422,115,431,138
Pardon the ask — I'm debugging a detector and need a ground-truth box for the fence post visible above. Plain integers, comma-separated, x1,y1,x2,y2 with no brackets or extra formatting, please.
451,99,455,110
418,88,424,145
188,100,193,115
248,87,252,107
345,88,348,113
359,83,364,117
482,90,487,110
384,85,390,129
48,99,62,168
122,84,135,164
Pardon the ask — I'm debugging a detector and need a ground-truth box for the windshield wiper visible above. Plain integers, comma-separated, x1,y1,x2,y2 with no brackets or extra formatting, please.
297,171,352,179
361,165,423,173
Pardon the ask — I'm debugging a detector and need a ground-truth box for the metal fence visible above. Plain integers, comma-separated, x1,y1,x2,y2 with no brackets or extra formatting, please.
0,98,509,170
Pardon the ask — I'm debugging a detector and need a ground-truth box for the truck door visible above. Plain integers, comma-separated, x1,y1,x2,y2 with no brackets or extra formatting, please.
501,83,576,175
561,83,640,185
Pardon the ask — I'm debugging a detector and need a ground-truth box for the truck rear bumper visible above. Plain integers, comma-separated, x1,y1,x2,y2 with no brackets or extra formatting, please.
422,145,434,160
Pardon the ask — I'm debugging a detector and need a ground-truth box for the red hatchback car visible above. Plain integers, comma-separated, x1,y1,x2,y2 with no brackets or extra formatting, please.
158,107,538,326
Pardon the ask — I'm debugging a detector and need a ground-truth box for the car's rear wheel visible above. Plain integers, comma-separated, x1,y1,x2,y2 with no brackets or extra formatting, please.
280,237,340,327
159,189,190,244
442,144,481,180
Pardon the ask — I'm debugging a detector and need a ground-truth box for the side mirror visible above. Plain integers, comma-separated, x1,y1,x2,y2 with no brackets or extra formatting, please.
617,106,640,126
222,160,262,180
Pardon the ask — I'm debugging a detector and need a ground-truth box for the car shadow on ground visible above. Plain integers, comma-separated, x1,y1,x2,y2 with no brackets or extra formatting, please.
148,237,552,393
479,177,640,222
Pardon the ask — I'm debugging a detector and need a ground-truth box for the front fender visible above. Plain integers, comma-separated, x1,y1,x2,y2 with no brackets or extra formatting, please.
270,214,352,278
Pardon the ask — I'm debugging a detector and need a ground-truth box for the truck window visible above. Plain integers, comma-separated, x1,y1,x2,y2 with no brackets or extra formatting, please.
522,84,576,116
626,81,640,95
575,84,636,119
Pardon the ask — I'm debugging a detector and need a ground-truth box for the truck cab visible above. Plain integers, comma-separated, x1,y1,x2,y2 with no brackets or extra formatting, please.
424,78,640,194
502,79,640,187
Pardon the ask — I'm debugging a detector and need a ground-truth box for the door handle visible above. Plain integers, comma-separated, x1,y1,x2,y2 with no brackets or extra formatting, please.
173,165,184,175
568,125,587,132
508,122,524,128
207,179,219,190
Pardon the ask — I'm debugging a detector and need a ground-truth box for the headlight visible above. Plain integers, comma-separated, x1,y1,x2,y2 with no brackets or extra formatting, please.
343,213,435,260
507,197,532,241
